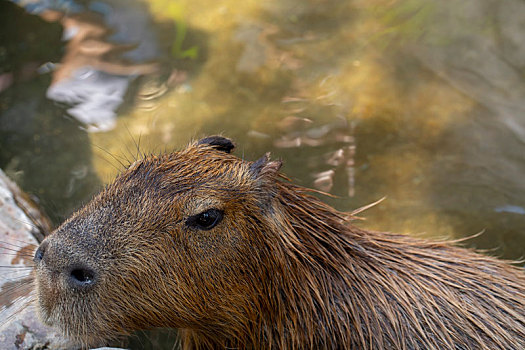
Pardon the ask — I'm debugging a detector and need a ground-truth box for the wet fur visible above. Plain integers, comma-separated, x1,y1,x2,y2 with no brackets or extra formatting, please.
34,137,525,349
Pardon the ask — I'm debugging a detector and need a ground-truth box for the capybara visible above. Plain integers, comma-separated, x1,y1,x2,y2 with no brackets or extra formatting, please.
33,136,525,349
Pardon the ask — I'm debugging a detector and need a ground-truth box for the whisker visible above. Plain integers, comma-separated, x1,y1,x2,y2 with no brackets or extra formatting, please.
1,281,35,292
17,209,51,238
137,133,143,161
124,123,142,163
0,253,35,260
0,286,34,298
0,237,38,247
0,286,34,302
0,294,35,308
0,279,33,286
0,299,36,326
0,248,35,256
0,245,35,254
0,275,34,282
0,302,36,318
93,143,127,170
0,268,33,275
1,277,35,287
4,216,41,230
123,138,138,165
93,148,123,173
0,273,34,282
0,240,37,250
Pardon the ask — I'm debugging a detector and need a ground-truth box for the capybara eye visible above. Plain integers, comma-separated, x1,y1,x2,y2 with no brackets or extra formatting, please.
186,209,224,230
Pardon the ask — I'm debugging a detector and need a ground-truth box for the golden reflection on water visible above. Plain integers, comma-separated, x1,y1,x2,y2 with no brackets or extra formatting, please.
88,0,524,259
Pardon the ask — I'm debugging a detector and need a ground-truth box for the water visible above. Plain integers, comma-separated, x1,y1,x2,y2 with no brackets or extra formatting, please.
1,0,525,348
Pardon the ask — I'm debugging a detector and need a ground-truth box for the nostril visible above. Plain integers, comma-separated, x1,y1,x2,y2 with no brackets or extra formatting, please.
68,266,97,289
34,241,48,263
34,247,44,262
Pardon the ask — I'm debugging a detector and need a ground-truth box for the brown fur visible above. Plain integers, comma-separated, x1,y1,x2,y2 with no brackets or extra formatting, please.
34,137,525,349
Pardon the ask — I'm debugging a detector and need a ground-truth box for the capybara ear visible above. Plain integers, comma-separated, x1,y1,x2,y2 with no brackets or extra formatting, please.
250,153,282,179
197,136,235,153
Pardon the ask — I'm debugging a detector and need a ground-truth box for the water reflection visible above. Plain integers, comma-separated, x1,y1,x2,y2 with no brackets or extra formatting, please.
0,0,208,224
11,0,164,132
271,114,356,196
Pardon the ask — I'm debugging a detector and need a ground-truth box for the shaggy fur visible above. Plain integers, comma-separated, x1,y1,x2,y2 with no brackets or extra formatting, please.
34,136,525,349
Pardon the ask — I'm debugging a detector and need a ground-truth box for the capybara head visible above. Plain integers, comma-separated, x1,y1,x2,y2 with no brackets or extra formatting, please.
33,136,285,346
33,136,525,349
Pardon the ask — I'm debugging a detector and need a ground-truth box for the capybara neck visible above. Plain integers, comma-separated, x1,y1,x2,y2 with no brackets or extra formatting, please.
33,136,525,350
183,180,525,349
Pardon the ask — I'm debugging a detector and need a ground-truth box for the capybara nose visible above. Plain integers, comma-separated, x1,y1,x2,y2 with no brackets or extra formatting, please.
33,240,48,263
67,265,97,289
